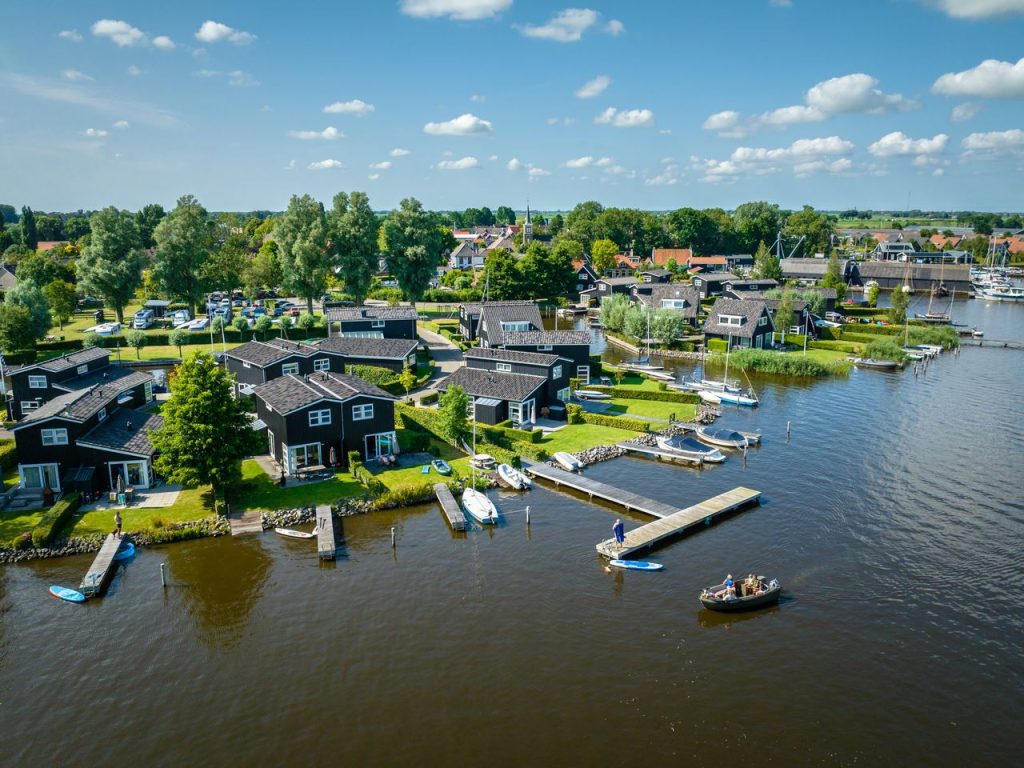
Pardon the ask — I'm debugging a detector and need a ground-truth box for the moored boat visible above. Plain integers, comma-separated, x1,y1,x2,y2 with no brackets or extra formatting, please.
275,528,315,540
643,370,676,382
656,434,726,463
497,463,530,490
462,487,498,525
113,541,136,561
699,575,781,612
716,389,759,407
851,357,901,370
696,425,751,449
699,390,722,405
431,459,452,475
552,451,583,472
49,585,87,603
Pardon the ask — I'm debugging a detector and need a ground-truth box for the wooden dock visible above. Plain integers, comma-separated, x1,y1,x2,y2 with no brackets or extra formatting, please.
79,534,121,597
617,442,704,466
521,460,680,518
595,486,762,558
961,337,1023,350
316,505,336,560
434,483,466,531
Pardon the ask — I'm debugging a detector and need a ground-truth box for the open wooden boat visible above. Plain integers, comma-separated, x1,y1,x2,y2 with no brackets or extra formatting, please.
700,576,781,612
275,528,316,540
462,488,498,525
497,463,530,490
696,425,750,449
851,357,901,370
656,434,726,463
552,451,583,472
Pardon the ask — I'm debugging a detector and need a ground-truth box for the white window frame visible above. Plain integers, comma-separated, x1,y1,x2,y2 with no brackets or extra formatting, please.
719,315,743,326
557,387,570,402
371,319,386,329
313,358,330,372
41,428,69,446
21,401,40,412
282,362,300,376
76,364,88,375
287,442,322,472
308,408,332,427
242,361,252,369
352,403,374,421
496,362,512,372
144,381,154,402
20,463,61,491
537,345,553,351
501,321,531,332
28,375,47,389
576,365,591,385
98,407,107,422
758,317,768,327
553,365,563,379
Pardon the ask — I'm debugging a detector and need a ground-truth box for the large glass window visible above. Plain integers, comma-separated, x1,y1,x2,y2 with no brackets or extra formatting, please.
287,442,321,471
21,463,60,490
309,409,332,427
313,358,330,371
496,362,512,372
553,365,563,379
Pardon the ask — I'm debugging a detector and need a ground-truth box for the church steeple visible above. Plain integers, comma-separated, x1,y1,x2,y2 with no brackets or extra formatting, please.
523,200,533,244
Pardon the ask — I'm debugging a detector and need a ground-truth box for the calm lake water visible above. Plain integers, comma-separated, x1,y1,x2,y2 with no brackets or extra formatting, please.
2,299,1022,767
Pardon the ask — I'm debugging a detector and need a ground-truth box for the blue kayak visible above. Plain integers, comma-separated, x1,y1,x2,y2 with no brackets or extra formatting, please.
49,585,87,603
609,560,664,571
113,541,135,561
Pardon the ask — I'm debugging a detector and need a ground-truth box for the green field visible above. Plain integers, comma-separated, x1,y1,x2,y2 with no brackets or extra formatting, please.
832,217,960,229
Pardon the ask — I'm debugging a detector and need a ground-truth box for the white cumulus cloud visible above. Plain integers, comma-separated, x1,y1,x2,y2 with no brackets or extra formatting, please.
390,148,411,157
575,75,611,99
595,107,655,128
61,69,93,82
961,128,1024,152
288,126,343,140
368,173,380,180
323,99,375,115
83,128,109,137
868,131,948,156
438,156,479,170
91,19,147,47
113,120,130,129
195,20,255,45
528,167,551,177
370,161,392,169
506,157,523,171
932,56,1024,99
520,8,600,42
58,30,83,42
152,35,175,50
605,19,625,35
400,0,512,20
127,65,143,76
692,135,854,183
930,1,1024,19
308,159,344,170
951,102,983,121
424,112,493,135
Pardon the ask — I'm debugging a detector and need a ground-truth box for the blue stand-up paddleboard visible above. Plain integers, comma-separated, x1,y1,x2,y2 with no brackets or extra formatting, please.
49,585,87,603
609,560,664,571
113,541,135,561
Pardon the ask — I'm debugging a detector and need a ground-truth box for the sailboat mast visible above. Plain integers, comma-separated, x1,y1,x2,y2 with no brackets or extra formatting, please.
724,332,731,383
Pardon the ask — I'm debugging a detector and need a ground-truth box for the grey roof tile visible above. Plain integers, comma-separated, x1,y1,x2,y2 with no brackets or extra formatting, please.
327,305,418,322
439,366,546,402
464,347,559,366
77,408,163,456
633,284,700,317
15,370,154,426
10,346,110,375
502,330,591,346
317,336,418,360
702,298,772,338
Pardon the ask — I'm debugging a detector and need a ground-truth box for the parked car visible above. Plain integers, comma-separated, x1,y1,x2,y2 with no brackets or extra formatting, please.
77,296,102,309
288,306,301,317
213,307,232,320
133,309,155,329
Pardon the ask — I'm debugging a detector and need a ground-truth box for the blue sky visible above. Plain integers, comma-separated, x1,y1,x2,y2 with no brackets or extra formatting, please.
1,0,1022,212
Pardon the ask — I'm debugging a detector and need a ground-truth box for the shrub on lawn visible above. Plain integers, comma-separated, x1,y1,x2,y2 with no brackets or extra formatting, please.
348,364,398,386
0,439,18,470
585,386,700,404
30,492,81,548
863,337,908,362
729,349,846,377
707,338,729,353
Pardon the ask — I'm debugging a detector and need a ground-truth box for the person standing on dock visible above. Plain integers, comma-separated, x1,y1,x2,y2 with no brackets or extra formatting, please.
613,519,625,549
114,510,122,539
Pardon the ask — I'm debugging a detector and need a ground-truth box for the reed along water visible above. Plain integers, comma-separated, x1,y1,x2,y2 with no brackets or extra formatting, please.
1,299,1021,767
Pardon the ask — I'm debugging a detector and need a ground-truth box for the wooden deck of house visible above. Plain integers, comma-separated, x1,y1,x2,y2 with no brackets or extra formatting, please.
434,483,467,531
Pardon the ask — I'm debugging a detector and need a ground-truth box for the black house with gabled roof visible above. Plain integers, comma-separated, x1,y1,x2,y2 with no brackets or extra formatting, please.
222,338,347,396
459,300,536,342
11,373,157,495
464,346,572,418
631,284,702,329
326,305,418,339
438,366,547,427
316,336,419,372
702,298,775,350
5,346,121,421
252,371,398,474
692,271,740,300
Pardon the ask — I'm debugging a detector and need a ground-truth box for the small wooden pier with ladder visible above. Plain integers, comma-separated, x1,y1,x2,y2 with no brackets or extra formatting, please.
434,483,467,531
595,486,762,558
315,504,336,561
79,534,122,597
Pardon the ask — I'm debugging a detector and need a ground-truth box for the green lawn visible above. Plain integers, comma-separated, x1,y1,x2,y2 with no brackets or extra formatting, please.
537,423,640,453
607,399,697,421
598,369,665,392
228,459,365,512
4,465,21,491
0,509,44,545
68,486,217,537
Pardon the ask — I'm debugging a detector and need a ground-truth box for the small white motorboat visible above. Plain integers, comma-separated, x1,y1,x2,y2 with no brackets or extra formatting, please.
275,527,315,540
699,390,722,405
656,434,726,463
575,390,611,400
497,463,530,490
644,370,675,382
552,451,583,472
462,488,499,525
696,425,751,449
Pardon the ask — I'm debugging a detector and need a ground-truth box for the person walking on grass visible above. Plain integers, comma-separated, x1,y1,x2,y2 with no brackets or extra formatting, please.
613,518,625,550
114,510,122,539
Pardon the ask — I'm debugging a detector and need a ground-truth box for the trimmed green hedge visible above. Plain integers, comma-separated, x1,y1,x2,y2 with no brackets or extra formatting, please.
0,439,17,470
808,340,861,352
840,323,899,337
707,338,728,353
419,391,439,405
580,411,650,432
585,385,699,404
817,327,842,341
31,492,81,548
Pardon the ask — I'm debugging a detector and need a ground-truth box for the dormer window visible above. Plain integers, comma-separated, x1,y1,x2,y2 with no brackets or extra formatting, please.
501,321,531,332
28,375,47,389
718,314,743,326
77,365,88,375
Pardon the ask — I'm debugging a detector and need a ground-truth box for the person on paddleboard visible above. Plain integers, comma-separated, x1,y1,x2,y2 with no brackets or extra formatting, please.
612,519,625,549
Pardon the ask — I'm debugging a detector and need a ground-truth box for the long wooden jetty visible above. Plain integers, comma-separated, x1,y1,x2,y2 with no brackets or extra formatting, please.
521,460,679,517
315,504,336,560
595,487,762,558
80,534,121,597
434,483,466,531
961,337,1023,350
616,442,704,466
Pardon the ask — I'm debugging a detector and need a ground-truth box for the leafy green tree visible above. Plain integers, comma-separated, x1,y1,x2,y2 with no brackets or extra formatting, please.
275,194,331,314
135,203,166,249
43,279,77,330
253,314,274,340
398,365,416,400
202,232,250,296
520,241,576,301
784,205,835,256
820,252,847,302
78,207,146,323
19,206,38,249
233,316,250,335
590,239,619,274
624,305,648,343
329,191,379,304
866,283,879,307
64,216,91,241
751,240,783,281
547,212,564,237
595,207,666,255
82,331,105,349
169,327,190,357
243,241,283,297
495,205,516,225
733,201,783,253
651,309,683,344
125,328,148,359
612,367,625,386
380,198,455,302
6,280,51,340
18,251,75,288
483,249,525,299
775,290,795,344
437,384,469,444
889,285,909,325
210,315,225,334
277,314,292,339
0,303,38,352
153,195,216,316
562,200,604,251
665,207,718,253
600,294,629,332
151,351,263,501
296,312,318,331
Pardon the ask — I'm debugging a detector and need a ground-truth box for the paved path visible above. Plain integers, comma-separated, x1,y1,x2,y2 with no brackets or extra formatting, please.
410,329,464,403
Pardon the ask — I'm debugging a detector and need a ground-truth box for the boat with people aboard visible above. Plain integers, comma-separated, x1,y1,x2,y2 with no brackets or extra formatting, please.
655,434,726,463
700,574,781,612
